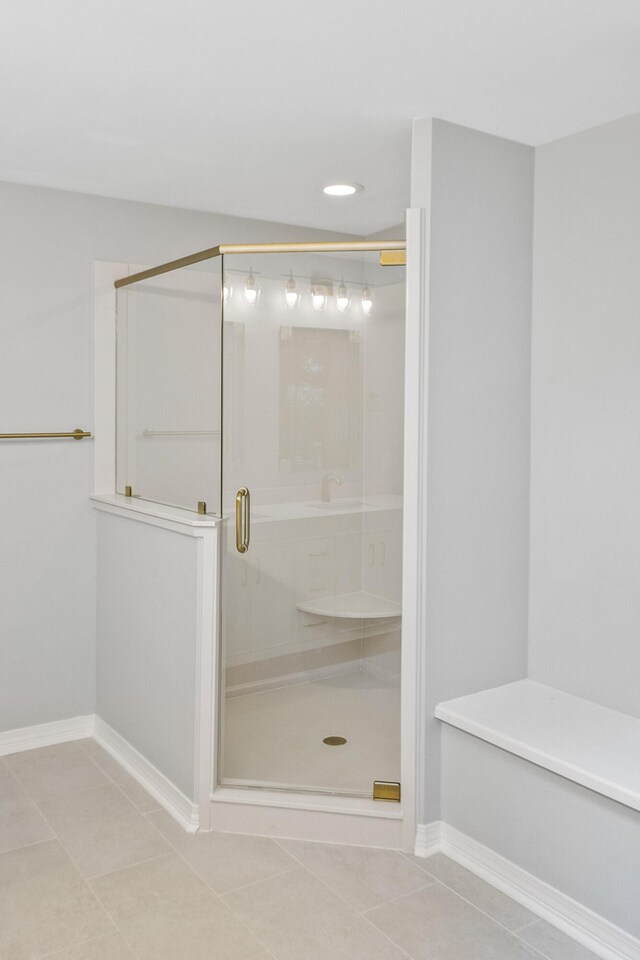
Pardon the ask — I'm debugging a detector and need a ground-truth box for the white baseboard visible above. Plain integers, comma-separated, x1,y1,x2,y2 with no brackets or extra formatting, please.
0,714,95,756
94,717,199,833
414,821,640,960
414,819,443,858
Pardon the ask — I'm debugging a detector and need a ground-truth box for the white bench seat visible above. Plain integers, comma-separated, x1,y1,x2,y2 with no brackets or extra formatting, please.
436,679,640,812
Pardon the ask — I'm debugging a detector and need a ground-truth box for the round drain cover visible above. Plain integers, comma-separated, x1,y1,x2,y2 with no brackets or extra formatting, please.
323,736,347,746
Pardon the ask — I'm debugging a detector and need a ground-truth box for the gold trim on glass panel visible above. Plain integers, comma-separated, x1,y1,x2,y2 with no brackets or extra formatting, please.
114,240,406,288
380,250,406,266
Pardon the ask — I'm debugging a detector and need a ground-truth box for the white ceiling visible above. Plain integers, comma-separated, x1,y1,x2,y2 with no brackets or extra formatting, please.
1,0,639,235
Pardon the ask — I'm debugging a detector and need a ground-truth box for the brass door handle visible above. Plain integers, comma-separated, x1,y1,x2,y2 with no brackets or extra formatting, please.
235,487,250,553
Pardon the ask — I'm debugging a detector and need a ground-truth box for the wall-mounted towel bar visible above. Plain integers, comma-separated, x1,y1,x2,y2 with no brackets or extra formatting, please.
0,428,91,440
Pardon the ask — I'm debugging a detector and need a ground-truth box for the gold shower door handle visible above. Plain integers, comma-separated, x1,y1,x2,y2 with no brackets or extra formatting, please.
235,487,250,553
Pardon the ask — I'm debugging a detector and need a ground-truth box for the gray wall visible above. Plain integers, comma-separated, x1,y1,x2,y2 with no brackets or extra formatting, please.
414,119,534,821
441,726,640,937
0,180,340,733
529,112,640,718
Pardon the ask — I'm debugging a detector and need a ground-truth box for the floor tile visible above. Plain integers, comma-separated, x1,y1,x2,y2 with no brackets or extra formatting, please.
41,933,135,959
365,882,543,960
90,854,263,960
78,742,160,815
517,920,601,960
416,853,537,931
223,866,407,960
6,742,110,803
148,810,296,893
0,765,54,854
38,784,170,878
278,838,433,911
0,839,113,959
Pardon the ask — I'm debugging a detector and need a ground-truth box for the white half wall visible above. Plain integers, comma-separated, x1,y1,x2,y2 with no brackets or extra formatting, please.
529,112,640,718
95,503,218,806
411,118,534,822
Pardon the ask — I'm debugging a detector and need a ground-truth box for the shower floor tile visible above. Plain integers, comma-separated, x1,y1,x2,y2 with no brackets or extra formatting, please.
222,669,400,794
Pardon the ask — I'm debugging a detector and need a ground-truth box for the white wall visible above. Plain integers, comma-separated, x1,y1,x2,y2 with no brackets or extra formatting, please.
413,119,534,822
0,180,342,733
529,112,640,718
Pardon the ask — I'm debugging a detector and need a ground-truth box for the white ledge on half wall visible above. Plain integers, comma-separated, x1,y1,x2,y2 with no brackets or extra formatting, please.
435,679,640,813
90,493,220,528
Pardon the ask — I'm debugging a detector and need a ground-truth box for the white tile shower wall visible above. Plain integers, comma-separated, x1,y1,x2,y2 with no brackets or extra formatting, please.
0,178,345,733
529,112,640,718
221,262,406,675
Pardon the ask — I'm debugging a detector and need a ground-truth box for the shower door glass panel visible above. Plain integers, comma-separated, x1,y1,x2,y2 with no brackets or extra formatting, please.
115,260,222,515
220,251,405,797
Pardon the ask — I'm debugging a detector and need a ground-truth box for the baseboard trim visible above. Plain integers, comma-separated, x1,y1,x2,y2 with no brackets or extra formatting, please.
94,717,199,833
414,819,443,858
414,821,639,960
0,714,95,756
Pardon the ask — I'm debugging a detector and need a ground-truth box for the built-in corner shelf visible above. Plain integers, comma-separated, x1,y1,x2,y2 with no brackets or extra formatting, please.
436,679,640,812
296,591,402,620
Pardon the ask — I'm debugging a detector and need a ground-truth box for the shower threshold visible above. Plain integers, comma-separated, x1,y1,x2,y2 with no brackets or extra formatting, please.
209,785,403,848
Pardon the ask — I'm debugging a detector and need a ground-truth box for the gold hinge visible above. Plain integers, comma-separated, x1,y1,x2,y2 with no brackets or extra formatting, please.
373,781,401,802
379,250,406,267
124,485,132,497
197,501,207,515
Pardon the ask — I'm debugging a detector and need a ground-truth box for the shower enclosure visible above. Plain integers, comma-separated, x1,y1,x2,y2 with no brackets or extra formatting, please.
114,240,406,807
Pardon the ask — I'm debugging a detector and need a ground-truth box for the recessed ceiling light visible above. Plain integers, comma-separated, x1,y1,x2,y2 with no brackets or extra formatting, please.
322,182,363,197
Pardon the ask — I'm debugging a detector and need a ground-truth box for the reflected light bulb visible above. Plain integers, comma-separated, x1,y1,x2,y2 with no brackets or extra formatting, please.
361,285,373,316
336,279,350,313
244,268,259,305
311,287,327,311
284,273,299,309
222,276,231,304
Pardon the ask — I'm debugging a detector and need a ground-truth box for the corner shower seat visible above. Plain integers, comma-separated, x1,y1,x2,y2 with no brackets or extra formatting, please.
436,679,640,811
296,591,402,619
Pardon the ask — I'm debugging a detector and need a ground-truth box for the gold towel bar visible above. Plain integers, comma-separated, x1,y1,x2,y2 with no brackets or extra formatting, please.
0,429,91,440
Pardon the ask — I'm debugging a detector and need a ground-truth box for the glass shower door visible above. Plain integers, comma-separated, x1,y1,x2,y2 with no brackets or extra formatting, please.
219,250,405,798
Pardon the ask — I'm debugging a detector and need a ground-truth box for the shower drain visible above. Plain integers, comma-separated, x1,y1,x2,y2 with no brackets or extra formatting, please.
323,736,347,746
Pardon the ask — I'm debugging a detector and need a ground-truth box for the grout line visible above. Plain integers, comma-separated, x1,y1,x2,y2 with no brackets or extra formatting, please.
141,806,292,958
398,849,439,881
37,932,128,959
16,797,144,960
85,851,174,883
268,839,417,960
218,865,302,900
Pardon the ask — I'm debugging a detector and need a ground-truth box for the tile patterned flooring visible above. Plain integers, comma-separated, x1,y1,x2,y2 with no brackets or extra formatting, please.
0,740,599,960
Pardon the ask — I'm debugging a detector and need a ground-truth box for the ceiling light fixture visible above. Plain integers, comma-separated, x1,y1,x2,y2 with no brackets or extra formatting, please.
322,182,363,197
244,268,259,305
336,279,350,313
284,272,299,309
361,285,373,316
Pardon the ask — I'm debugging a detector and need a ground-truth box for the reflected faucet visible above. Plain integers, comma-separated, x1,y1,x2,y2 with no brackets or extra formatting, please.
321,474,342,502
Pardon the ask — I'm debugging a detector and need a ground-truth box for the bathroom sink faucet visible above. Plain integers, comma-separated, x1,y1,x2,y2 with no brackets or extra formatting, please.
321,474,342,502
